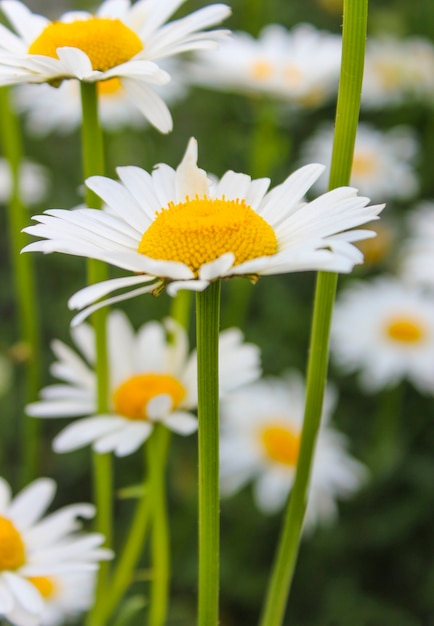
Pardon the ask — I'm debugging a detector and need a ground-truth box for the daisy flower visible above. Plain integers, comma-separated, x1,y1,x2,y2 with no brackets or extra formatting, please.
188,23,342,106
13,59,188,135
0,476,111,626
220,373,366,530
400,202,434,291
0,157,49,205
362,36,434,109
23,137,384,325
300,122,419,201
26,310,261,457
331,276,434,394
0,0,230,132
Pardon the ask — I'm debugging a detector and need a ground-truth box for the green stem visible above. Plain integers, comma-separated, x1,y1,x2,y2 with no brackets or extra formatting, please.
147,425,171,626
196,280,221,626
368,383,404,475
0,87,42,483
80,82,112,626
258,1,368,625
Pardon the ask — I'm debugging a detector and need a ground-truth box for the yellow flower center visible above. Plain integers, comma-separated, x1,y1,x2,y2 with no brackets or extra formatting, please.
282,63,302,87
352,150,376,178
28,576,57,599
97,77,123,96
113,373,186,421
28,17,143,72
249,60,274,80
138,197,278,275
385,317,426,344
0,516,26,571
260,423,300,466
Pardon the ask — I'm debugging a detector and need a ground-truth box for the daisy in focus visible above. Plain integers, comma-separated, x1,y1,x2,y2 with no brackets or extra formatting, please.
300,122,419,201
400,202,434,291
27,310,261,457
23,137,384,324
362,36,434,109
188,23,342,107
331,276,434,394
0,0,230,132
0,476,111,626
219,373,366,530
0,157,49,205
13,60,188,135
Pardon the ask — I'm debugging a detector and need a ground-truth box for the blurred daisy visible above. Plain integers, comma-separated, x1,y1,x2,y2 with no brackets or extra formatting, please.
189,23,342,106
27,310,261,457
0,0,230,132
13,59,188,135
362,36,434,109
400,202,434,290
0,476,111,626
23,137,383,324
300,122,419,201
220,373,366,530
331,276,434,394
0,158,49,205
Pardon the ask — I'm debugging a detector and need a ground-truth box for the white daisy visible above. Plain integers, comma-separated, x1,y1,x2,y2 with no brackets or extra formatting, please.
4,571,96,626
0,0,230,132
26,310,261,457
13,59,188,135
0,158,49,205
400,202,434,291
331,276,434,394
362,36,434,109
22,136,383,325
220,373,366,530
0,476,111,626
300,122,419,201
188,23,342,106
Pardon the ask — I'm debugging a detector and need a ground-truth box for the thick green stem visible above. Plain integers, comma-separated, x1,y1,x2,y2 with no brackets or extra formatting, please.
0,87,42,483
80,82,112,626
196,281,221,626
258,1,369,625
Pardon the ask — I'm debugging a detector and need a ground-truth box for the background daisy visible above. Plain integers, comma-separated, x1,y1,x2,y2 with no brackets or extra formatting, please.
399,202,434,291
27,310,261,457
0,157,49,205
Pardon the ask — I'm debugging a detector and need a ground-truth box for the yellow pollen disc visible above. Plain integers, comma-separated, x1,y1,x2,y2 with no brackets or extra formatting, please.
97,77,123,96
249,60,274,80
28,18,143,72
28,576,57,599
260,424,300,466
385,317,426,344
352,151,376,177
138,197,278,275
113,373,186,421
0,516,26,571
282,63,302,87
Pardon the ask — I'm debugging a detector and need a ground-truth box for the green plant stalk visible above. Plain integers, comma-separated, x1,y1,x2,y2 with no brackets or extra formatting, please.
80,82,113,626
258,1,369,625
196,280,221,626
0,87,42,483
147,424,171,626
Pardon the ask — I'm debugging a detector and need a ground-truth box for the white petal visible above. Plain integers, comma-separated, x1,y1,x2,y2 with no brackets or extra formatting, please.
112,422,152,456
68,275,156,310
175,137,209,200
198,253,235,281
1,573,43,614
147,394,173,420
8,479,55,529
52,416,125,453
121,77,173,133
0,477,12,513
166,279,209,296
55,47,94,79
163,411,198,435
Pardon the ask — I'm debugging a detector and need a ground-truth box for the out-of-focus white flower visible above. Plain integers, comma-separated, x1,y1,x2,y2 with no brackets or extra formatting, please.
362,36,434,109
220,373,366,531
13,60,188,135
27,310,261,457
331,276,434,394
400,202,434,290
188,23,342,107
300,122,419,202
0,0,230,132
0,158,49,205
0,476,111,626
23,137,383,324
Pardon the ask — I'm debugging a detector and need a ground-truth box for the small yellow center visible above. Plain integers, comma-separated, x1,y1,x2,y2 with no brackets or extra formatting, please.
249,60,274,80
28,576,57,599
97,77,124,96
0,516,26,571
28,18,143,72
352,151,375,178
139,197,278,275
113,373,186,421
260,423,300,466
385,317,426,344
282,63,302,87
